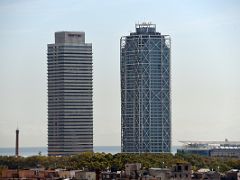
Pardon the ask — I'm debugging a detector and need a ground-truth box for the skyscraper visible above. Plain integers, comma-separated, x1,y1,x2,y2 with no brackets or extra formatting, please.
120,23,171,153
48,31,93,156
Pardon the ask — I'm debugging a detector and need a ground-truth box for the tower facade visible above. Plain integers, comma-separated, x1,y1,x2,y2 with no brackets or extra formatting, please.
120,23,171,153
48,31,93,156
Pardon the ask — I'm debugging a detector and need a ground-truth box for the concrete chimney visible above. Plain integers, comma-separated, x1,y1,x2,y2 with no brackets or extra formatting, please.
15,129,19,157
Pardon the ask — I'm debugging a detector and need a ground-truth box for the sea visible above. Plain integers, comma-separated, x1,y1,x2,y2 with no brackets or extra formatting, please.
0,146,179,157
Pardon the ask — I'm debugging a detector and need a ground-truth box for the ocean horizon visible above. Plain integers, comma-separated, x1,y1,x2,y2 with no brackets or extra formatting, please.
0,146,179,157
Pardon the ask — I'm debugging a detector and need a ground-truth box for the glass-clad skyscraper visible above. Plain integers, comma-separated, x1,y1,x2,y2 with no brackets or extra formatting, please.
120,23,171,153
48,31,93,156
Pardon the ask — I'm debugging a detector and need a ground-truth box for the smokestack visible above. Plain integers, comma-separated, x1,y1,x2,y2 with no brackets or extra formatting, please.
15,128,19,157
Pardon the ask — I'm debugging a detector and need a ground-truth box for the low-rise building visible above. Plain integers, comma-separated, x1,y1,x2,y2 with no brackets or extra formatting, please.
178,140,240,158
202,171,221,180
123,163,191,180
100,171,121,180
192,170,221,180
222,169,239,180
0,169,59,179
1,169,19,179
125,163,141,179
171,163,191,180
57,169,72,179
148,168,171,180
75,171,96,180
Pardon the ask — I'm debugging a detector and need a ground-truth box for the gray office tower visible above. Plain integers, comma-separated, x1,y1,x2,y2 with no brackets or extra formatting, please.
120,23,171,153
48,31,93,156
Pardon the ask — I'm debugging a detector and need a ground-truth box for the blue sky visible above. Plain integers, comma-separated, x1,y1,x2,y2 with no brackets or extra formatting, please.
0,0,240,147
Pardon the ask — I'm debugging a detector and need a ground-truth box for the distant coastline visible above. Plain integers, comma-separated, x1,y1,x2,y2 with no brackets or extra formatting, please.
0,146,179,157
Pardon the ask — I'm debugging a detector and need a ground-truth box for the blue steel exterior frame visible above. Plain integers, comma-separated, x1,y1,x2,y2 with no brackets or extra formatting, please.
121,24,171,153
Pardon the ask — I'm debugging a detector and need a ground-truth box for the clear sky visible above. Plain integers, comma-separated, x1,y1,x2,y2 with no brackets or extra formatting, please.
0,0,240,147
